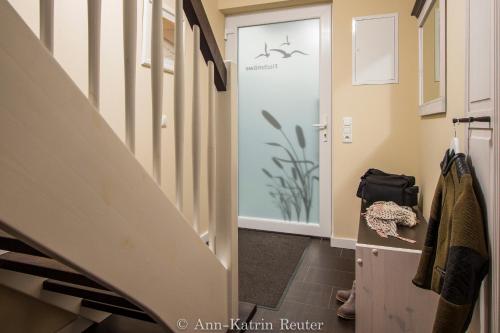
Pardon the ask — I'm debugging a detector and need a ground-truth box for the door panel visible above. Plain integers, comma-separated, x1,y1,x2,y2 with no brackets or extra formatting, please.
226,5,332,237
237,19,320,225
465,0,496,331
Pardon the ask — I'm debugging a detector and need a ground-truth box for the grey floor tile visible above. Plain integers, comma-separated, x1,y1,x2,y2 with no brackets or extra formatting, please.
340,248,355,259
305,267,355,289
285,280,333,309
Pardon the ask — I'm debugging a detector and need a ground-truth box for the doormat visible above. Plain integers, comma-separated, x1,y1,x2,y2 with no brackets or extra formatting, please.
238,229,311,309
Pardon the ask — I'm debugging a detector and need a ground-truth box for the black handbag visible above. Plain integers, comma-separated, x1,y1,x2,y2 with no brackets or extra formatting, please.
356,169,419,207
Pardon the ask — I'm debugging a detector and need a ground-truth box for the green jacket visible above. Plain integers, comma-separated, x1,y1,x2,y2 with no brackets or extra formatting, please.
413,151,488,333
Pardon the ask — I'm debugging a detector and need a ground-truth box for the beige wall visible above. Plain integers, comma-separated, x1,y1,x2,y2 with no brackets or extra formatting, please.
8,0,226,236
0,286,75,333
332,0,420,239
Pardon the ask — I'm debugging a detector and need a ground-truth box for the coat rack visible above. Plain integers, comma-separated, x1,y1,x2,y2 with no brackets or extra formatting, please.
452,116,491,124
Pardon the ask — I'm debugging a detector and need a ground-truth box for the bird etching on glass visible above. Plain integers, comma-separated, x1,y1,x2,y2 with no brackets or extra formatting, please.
270,48,308,58
281,35,291,46
255,43,271,59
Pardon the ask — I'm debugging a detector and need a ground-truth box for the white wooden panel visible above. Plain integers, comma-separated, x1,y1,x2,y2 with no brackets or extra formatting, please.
355,246,438,333
469,0,491,103
0,3,229,331
352,14,398,85
467,128,494,333
465,1,497,331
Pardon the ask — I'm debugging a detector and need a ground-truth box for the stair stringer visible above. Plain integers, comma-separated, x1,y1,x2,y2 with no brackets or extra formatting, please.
0,2,229,332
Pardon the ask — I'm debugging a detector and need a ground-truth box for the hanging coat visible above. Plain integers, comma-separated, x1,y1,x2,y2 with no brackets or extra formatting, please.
412,150,489,333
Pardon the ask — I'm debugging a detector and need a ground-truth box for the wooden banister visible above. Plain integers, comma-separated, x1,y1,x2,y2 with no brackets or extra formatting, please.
183,0,227,91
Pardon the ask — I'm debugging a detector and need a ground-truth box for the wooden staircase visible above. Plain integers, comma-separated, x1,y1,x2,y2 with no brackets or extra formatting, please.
0,234,155,322
0,233,256,332
0,0,250,331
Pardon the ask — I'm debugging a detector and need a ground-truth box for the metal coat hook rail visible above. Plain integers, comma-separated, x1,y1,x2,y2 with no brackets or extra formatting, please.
452,116,491,124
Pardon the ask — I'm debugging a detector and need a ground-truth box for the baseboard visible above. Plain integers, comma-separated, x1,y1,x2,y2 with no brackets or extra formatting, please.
200,231,209,243
330,236,356,249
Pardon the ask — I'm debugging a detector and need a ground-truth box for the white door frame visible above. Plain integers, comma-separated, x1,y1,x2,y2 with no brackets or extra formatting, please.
493,0,500,331
225,4,332,238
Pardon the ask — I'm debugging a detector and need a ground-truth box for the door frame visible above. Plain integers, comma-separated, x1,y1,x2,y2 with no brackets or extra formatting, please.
225,4,333,238
493,0,500,331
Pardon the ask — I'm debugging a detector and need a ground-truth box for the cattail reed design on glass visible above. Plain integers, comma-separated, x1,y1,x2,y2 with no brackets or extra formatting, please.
261,110,319,222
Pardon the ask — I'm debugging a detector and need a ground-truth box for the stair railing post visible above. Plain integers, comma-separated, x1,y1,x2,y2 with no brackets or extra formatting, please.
174,0,185,210
207,61,216,252
123,0,137,153
87,0,101,110
192,25,201,233
151,0,163,184
215,61,238,319
39,0,54,53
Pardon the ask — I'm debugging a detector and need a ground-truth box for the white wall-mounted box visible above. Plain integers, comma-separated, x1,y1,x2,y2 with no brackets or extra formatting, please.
352,13,399,85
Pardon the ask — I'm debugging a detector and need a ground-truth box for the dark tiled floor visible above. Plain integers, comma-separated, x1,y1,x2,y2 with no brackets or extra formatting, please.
247,238,355,333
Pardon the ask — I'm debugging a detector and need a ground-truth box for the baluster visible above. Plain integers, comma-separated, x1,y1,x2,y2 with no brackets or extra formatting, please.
207,61,216,252
174,0,185,210
87,0,101,109
192,25,201,232
123,0,137,153
151,0,163,184
215,62,238,318
39,0,54,53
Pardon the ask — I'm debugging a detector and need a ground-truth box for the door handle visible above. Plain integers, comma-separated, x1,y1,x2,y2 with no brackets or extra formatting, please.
312,123,327,130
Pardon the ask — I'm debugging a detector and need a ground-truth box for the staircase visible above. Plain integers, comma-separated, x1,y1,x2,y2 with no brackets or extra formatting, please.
0,0,254,331
0,233,256,332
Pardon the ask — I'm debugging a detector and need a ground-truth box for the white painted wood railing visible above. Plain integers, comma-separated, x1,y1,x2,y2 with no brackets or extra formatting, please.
87,0,101,109
39,0,54,53
1,0,238,330
123,0,137,153
174,0,186,211
192,25,201,233
207,61,217,252
151,0,163,184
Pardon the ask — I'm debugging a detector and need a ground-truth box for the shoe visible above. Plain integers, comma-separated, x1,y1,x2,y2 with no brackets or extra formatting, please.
335,288,351,303
337,280,355,320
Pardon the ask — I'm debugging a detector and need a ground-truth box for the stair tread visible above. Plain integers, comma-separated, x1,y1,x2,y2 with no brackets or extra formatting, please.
43,279,141,311
0,236,48,257
83,315,168,333
81,299,155,323
0,252,77,272
0,252,105,289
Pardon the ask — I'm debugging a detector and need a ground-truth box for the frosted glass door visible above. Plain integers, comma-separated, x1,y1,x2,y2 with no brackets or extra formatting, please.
238,19,320,225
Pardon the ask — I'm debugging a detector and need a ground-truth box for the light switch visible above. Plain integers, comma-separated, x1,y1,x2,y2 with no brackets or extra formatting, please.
342,117,352,143
161,115,167,128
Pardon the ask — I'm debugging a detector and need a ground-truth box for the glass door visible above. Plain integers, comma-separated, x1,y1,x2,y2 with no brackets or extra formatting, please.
226,4,332,237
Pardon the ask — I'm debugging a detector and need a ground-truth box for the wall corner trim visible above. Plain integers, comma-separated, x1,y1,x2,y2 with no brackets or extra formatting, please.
330,237,357,250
